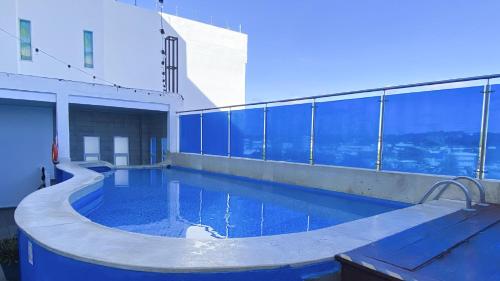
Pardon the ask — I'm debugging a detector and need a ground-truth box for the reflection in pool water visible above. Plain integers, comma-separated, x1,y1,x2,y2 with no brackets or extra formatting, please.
76,168,407,239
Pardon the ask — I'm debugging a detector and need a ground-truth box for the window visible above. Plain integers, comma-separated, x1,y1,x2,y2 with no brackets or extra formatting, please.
19,19,32,60
114,136,129,166
83,31,93,68
83,136,100,161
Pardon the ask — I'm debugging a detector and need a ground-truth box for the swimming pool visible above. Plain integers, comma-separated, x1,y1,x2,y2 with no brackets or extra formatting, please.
74,168,407,239
17,162,466,281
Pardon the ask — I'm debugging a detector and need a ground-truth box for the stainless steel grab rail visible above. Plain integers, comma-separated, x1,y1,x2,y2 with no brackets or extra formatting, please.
433,176,488,206
419,180,475,211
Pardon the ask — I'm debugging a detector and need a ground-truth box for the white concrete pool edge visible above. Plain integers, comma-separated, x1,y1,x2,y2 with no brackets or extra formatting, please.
15,162,465,273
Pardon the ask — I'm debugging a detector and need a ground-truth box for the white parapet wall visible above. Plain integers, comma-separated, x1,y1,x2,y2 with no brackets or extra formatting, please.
170,153,500,205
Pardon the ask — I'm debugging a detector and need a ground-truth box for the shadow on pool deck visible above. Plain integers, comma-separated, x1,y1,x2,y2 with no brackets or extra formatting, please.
0,208,17,240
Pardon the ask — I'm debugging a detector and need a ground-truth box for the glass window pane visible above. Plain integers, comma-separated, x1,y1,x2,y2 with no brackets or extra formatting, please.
180,114,201,153
84,136,100,154
202,111,228,156
266,103,312,163
84,31,93,68
314,97,380,169
485,84,500,179
382,86,483,176
114,137,129,154
19,19,32,60
230,108,264,159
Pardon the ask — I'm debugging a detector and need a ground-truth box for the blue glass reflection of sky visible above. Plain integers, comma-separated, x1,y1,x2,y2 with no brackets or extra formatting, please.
383,86,483,176
202,111,229,156
179,114,201,153
314,97,379,169
230,108,264,159
81,168,406,239
266,103,312,163
384,87,483,134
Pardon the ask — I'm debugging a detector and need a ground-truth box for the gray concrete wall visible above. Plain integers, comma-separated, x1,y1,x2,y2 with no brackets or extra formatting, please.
170,153,500,205
69,105,167,165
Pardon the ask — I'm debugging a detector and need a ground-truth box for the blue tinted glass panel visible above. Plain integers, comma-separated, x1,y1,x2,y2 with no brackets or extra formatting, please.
266,103,312,163
19,19,32,60
202,112,228,156
179,114,201,153
314,97,379,168
84,31,94,68
230,108,264,159
485,85,500,179
383,86,483,176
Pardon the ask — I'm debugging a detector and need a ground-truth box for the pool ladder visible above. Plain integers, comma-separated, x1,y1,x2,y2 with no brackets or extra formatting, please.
419,176,488,211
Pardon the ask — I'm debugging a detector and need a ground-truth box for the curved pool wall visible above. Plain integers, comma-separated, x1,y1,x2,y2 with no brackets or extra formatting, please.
18,230,337,281
16,163,343,281
15,162,464,281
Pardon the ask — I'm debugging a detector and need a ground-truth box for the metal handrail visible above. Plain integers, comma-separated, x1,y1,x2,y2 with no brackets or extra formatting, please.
177,73,500,113
419,180,474,211
433,176,488,206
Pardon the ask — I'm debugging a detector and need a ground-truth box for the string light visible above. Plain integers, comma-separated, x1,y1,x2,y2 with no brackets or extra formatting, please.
0,26,119,87
1,12,180,100
1,26,165,98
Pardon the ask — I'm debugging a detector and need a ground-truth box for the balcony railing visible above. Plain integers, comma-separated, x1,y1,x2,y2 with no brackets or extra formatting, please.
178,74,500,181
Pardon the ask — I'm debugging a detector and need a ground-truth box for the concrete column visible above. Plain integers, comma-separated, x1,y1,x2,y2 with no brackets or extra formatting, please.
168,110,179,154
56,92,71,161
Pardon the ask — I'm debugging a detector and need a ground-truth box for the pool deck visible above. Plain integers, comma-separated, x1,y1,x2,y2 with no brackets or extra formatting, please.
335,204,500,281
15,162,467,273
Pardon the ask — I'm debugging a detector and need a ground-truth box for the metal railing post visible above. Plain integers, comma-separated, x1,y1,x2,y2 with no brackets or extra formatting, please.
476,80,492,179
309,99,316,165
200,111,204,155
228,108,231,158
263,104,268,161
376,90,386,171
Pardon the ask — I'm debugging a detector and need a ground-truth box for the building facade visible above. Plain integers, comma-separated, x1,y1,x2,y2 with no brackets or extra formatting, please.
0,0,248,207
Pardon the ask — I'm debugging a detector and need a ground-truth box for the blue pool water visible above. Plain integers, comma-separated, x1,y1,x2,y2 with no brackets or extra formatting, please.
74,168,408,239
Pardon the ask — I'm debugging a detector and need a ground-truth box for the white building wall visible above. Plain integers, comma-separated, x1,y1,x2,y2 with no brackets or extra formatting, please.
14,0,106,83
0,0,248,110
0,102,54,208
102,1,164,91
164,15,248,111
0,0,18,73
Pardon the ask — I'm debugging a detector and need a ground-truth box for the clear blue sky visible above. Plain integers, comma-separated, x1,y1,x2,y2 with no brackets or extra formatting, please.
154,0,500,103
